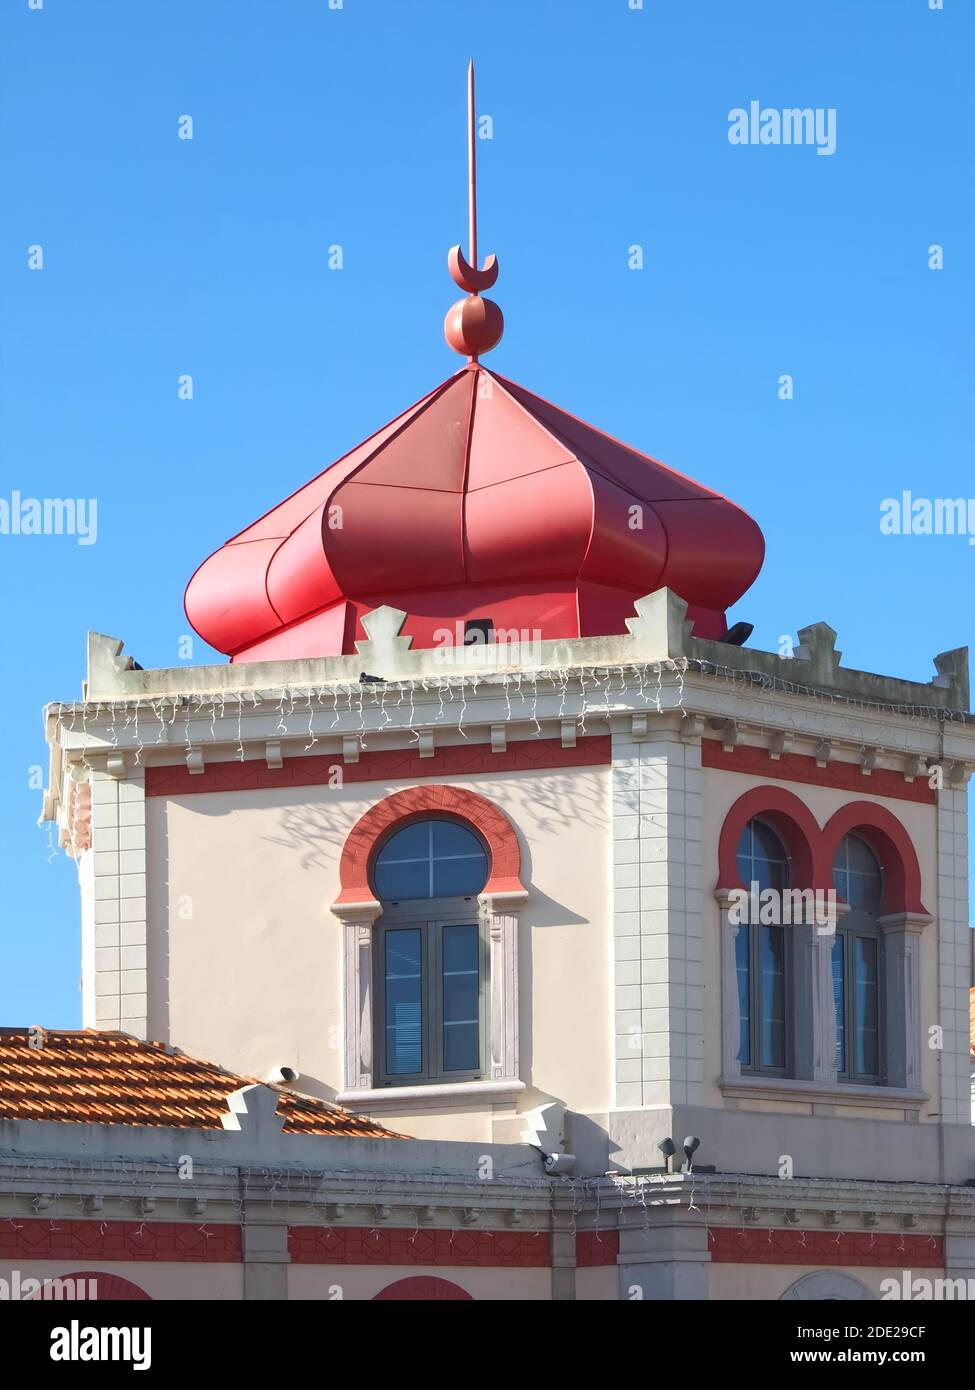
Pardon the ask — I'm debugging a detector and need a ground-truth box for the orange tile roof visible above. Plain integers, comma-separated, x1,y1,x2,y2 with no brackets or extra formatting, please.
0,1029,398,1138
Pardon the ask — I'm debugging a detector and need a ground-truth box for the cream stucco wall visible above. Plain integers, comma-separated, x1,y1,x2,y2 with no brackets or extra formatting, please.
287,1263,552,1300
575,1266,618,1300
145,750,950,1141
0,1258,943,1302
699,764,941,1114
708,1261,931,1301
0,1259,242,1301
147,766,612,1136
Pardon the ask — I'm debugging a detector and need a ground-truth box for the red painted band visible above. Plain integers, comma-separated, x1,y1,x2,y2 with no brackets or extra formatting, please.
145,736,611,798
708,1228,943,1268
2,1220,554,1269
289,1226,551,1267
0,1219,242,1263
576,1230,619,1267
703,740,936,805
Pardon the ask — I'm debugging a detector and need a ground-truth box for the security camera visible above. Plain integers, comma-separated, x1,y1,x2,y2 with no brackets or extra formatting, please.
542,1152,576,1175
266,1065,300,1085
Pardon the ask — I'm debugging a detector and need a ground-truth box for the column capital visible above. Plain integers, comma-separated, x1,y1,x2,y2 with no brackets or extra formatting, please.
478,888,529,915
331,898,382,926
877,911,934,935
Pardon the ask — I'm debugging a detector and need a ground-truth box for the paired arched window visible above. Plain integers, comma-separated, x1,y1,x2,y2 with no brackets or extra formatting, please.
733,817,889,1085
372,818,489,1085
735,819,791,1073
831,833,883,1082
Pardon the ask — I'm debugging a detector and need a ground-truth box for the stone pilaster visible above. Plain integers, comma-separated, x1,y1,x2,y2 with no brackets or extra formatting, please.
944,1225,975,1287
612,727,704,1108
90,765,148,1038
936,781,971,1123
550,1190,577,1301
618,1212,710,1301
242,1212,290,1300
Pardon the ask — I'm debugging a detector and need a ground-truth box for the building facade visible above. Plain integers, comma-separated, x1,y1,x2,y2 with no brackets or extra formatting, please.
16,70,975,1296
29,578,975,1298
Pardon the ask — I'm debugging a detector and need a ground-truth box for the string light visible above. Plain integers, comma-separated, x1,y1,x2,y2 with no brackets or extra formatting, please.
63,660,933,784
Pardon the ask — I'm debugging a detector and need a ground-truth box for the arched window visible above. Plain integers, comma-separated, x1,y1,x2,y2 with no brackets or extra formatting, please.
735,819,790,1073
371,818,489,1086
832,833,883,1082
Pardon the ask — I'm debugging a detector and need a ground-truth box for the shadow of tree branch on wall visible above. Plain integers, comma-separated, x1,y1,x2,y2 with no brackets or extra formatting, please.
260,769,609,876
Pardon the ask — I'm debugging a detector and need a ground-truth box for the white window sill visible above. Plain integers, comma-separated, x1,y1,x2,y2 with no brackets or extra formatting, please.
719,1074,928,1110
337,1078,525,1113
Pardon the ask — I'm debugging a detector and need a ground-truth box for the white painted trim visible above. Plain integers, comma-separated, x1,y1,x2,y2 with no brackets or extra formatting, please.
337,1079,526,1112
719,907,741,1079
479,889,524,1085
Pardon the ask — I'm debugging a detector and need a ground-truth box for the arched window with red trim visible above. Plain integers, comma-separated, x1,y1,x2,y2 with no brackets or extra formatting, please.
718,790,929,1093
372,816,490,1086
332,784,527,1100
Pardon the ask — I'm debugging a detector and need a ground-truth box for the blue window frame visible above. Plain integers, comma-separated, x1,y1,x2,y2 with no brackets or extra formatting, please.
373,819,488,901
383,927,423,1076
735,818,790,1073
832,833,884,1083
373,819,488,1086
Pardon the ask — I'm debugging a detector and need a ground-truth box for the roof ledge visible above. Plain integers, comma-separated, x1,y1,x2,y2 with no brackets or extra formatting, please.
60,598,970,717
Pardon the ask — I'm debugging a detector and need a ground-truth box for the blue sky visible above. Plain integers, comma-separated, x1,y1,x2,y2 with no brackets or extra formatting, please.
1,0,971,1026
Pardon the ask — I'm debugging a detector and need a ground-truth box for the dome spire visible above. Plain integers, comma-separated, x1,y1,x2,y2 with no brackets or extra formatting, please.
444,60,504,361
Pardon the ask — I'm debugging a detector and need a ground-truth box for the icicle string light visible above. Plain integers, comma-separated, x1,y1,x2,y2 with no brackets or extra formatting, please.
457,675,468,738
42,652,967,869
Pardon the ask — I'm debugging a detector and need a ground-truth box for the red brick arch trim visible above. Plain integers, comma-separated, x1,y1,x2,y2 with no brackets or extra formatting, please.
333,784,525,908
24,1271,152,1300
374,1276,473,1300
716,789,927,917
821,801,927,916
717,786,822,893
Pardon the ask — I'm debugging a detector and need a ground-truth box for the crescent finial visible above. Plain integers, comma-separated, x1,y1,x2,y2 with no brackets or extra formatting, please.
444,60,503,360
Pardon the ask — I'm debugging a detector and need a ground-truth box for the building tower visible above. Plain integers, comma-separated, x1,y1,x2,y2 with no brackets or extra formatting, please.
43,66,975,1301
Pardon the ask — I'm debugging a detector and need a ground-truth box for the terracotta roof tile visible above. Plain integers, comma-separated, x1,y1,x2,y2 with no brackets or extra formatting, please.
0,1029,398,1139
